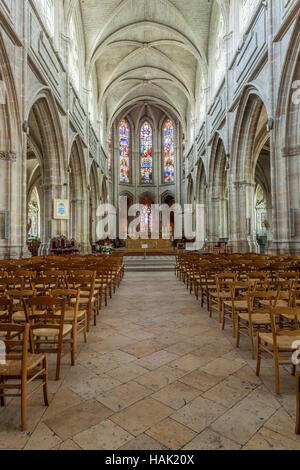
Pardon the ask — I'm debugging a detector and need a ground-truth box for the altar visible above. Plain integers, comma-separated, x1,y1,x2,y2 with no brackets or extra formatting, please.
126,238,173,253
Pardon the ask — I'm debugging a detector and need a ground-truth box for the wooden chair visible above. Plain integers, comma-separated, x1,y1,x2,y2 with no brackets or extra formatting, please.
6,277,25,291
5,290,36,323
67,272,96,331
203,269,219,312
222,281,254,337
256,307,300,394
209,273,237,322
49,289,82,352
292,289,300,308
24,297,74,380
42,270,67,288
0,297,12,324
296,372,300,434
236,290,278,359
0,323,49,431
95,267,113,309
31,276,59,295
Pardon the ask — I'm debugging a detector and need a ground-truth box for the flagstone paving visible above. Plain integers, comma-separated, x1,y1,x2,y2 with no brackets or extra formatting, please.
1,272,300,450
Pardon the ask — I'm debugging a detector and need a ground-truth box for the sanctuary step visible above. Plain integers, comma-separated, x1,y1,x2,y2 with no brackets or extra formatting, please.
124,255,176,272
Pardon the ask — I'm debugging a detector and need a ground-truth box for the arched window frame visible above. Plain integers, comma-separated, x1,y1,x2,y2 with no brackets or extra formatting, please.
140,120,153,185
214,9,226,91
88,77,97,126
69,14,80,92
240,0,259,32
162,119,175,184
119,119,130,184
35,0,55,36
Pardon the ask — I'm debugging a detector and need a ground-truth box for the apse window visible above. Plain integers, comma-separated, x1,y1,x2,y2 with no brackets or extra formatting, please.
140,121,153,185
120,120,130,184
163,119,175,183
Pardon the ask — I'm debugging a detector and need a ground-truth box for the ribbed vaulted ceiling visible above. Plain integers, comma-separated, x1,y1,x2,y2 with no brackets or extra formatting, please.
80,0,213,128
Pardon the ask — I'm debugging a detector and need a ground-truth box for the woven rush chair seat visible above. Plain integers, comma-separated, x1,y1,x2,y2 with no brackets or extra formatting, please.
12,310,46,322
70,296,96,305
259,299,289,308
238,313,271,325
207,284,217,290
56,306,87,321
280,312,300,321
0,353,45,376
210,291,232,299
33,324,73,337
259,332,300,350
223,299,248,310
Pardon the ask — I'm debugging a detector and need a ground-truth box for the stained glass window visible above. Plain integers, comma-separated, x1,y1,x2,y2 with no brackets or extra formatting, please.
140,122,153,184
120,120,130,183
108,130,112,180
163,120,175,183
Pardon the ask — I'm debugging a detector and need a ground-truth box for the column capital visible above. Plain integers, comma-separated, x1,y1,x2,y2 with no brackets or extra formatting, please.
0,151,17,162
232,180,255,188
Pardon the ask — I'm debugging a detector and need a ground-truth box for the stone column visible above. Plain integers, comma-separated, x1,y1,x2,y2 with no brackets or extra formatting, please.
227,181,256,253
71,198,90,254
0,152,30,259
39,183,69,255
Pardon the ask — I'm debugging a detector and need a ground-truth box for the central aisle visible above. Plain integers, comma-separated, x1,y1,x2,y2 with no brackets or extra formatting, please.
2,272,299,450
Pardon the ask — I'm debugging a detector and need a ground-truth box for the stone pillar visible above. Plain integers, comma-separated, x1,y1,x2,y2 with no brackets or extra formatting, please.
268,153,300,254
206,193,228,251
227,181,256,253
39,183,69,255
0,152,30,259
71,198,90,254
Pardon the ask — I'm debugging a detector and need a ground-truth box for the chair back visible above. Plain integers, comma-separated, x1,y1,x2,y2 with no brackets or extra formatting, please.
0,322,30,357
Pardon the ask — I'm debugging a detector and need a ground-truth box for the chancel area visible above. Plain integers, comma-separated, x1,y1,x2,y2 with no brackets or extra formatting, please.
0,0,300,451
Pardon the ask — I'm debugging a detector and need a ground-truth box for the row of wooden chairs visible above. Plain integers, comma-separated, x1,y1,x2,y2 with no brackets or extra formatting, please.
0,255,124,430
176,253,300,433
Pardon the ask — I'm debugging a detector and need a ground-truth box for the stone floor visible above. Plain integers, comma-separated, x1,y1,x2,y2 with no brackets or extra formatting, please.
1,272,300,450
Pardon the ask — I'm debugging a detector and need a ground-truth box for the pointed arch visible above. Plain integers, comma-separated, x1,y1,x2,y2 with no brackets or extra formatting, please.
27,88,66,183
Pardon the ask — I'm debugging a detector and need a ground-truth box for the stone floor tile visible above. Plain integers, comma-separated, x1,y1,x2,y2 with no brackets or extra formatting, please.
121,339,166,359
110,398,173,436
119,433,167,450
44,399,113,440
152,381,201,409
171,396,227,433
24,422,62,450
183,428,241,450
73,419,134,450
96,381,152,412
146,418,197,450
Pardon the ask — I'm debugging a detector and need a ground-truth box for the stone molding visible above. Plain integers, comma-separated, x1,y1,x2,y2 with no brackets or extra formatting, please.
0,152,17,162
